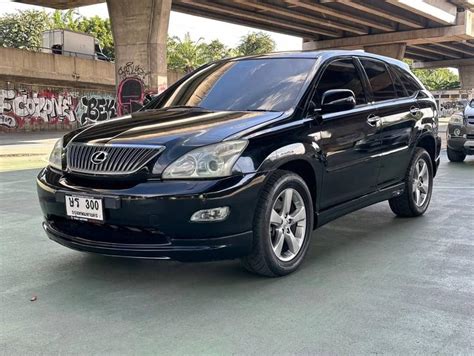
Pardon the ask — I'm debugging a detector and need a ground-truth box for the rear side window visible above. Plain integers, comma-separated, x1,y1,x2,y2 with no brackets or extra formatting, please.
360,59,397,102
315,59,367,105
396,68,422,96
389,67,406,98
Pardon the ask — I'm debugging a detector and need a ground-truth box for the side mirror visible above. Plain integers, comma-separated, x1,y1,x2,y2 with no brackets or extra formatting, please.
143,93,154,106
321,89,356,113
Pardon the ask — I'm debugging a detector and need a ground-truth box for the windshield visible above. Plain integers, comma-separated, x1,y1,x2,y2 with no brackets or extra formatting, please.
148,58,315,112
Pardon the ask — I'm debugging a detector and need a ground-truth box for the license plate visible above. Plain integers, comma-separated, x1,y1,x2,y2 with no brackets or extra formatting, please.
65,195,104,222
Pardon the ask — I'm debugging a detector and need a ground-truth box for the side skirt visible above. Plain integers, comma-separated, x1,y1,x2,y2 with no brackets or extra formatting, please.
315,183,405,228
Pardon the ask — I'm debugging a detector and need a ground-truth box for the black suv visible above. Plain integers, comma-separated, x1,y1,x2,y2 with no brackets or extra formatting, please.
37,51,441,277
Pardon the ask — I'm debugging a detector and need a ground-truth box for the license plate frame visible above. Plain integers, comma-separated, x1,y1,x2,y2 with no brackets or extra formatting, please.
65,195,104,222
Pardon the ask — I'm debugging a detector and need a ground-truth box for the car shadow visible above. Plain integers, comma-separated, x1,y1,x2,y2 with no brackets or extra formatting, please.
45,202,420,291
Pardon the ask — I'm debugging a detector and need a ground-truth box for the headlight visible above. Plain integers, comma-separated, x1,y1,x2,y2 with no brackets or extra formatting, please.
48,138,64,170
160,140,248,179
449,114,464,125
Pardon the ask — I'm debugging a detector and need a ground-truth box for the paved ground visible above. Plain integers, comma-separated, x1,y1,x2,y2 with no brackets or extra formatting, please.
0,132,64,172
1,152,473,355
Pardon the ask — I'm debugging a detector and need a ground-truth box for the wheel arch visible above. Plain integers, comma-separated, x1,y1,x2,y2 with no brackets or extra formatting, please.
274,159,318,214
416,133,436,171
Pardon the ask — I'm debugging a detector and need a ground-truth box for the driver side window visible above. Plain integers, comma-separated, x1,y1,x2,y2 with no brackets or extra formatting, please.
315,59,367,106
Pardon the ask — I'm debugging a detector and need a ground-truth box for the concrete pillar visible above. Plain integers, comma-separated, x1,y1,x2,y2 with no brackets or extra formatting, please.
107,0,171,115
364,43,406,60
459,65,474,90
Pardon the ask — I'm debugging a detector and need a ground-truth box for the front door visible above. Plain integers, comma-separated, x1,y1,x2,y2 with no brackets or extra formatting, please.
311,58,380,210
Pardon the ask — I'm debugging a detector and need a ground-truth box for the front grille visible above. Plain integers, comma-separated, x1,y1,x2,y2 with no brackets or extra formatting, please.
467,117,474,125
66,143,164,175
466,134,474,140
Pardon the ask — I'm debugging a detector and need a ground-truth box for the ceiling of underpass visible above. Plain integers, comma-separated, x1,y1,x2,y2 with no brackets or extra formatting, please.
14,0,474,64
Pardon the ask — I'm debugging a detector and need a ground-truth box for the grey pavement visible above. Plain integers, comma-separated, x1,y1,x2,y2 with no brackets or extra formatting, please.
1,152,473,354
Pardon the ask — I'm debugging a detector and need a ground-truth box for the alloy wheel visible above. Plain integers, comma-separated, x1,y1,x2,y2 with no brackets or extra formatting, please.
412,158,430,207
269,188,307,262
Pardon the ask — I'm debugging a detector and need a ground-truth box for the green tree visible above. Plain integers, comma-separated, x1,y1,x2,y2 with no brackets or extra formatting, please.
202,39,232,62
0,10,51,50
167,33,208,72
412,68,460,90
405,59,460,90
236,31,276,56
50,9,81,31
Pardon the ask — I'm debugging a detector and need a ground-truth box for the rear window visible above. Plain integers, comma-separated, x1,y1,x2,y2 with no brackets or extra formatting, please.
394,67,422,96
360,59,397,102
389,67,407,98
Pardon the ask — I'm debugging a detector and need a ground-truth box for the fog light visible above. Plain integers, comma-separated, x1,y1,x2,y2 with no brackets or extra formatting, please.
190,207,230,222
453,128,461,136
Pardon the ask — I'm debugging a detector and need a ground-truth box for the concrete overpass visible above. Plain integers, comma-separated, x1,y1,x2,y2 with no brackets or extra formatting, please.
15,0,474,94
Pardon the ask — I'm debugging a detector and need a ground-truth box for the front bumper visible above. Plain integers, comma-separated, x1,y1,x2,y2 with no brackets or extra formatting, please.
447,123,474,155
42,219,253,261
37,168,265,261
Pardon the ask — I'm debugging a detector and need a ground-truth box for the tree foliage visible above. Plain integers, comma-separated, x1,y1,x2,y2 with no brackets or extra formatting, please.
167,33,208,73
404,59,460,90
167,34,239,72
0,10,51,50
412,68,460,90
236,31,276,56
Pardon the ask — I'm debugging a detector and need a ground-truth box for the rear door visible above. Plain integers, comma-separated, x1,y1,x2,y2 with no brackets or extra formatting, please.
359,58,418,188
311,58,380,209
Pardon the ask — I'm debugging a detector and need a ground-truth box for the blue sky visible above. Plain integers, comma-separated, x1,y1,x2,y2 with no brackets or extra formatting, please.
1,0,303,51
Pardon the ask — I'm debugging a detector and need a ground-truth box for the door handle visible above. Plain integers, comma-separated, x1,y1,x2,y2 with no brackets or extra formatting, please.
367,114,380,126
410,106,420,115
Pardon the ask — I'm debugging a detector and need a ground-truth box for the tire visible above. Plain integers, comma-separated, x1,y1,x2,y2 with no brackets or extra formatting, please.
389,147,433,217
241,170,314,277
447,147,466,162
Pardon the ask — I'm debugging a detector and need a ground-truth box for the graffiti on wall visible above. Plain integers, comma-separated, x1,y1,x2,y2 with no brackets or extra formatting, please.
0,89,78,129
0,85,117,130
78,95,116,125
117,61,149,116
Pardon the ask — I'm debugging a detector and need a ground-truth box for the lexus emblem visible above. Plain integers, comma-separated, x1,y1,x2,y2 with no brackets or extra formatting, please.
90,151,108,165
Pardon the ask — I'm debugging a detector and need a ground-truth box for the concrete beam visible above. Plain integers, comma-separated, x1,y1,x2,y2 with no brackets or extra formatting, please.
412,58,474,68
178,0,341,37
321,0,425,29
107,0,171,115
364,43,407,60
232,0,368,35
385,0,457,25
303,10,474,50
283,0,395,31
459,65,474,89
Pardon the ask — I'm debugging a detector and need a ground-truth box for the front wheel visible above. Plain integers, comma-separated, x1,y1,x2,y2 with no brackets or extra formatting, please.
447,147,466,162
389,148,433,217
241,171,314,277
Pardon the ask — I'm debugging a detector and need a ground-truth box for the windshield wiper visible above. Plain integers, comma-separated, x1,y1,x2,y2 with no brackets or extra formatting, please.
244,109,279,112
167,105,209,110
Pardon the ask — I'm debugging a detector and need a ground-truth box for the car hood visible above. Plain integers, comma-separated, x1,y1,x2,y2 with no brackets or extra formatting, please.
66,108,286,171
70,108,285,146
